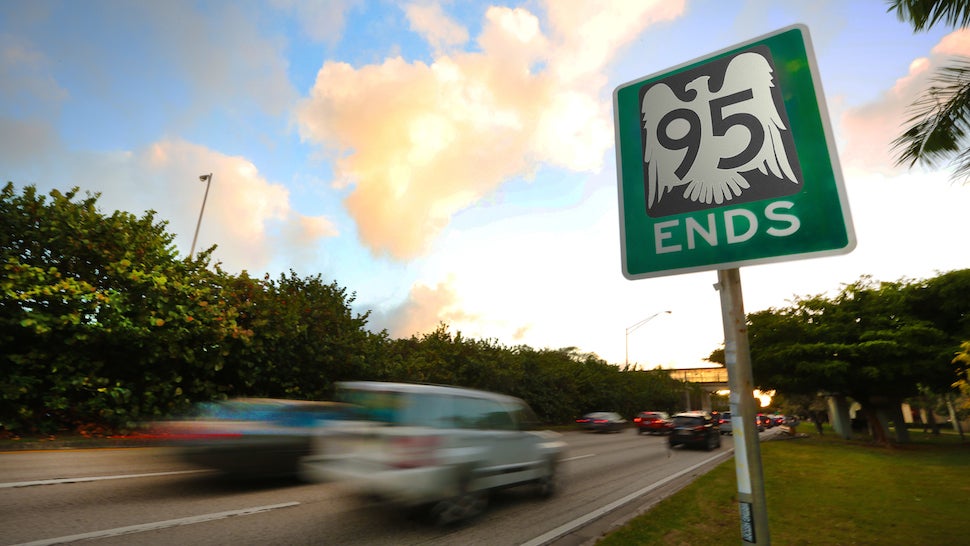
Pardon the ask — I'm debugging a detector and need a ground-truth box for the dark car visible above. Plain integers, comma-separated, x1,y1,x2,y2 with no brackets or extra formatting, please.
576,412,627,433
634,411,672,435
668,411,721,450
150,398,348,478
757,413,771,430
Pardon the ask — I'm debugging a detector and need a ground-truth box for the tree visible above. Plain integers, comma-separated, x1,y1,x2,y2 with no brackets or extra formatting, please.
1,183,247,433
727,273,967,444
889,0,970,181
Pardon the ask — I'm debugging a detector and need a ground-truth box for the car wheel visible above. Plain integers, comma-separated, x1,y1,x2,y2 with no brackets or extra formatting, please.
428,474,488,526
535,458,560,498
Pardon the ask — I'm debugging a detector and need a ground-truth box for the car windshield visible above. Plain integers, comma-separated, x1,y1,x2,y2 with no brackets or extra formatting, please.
672,415,704,427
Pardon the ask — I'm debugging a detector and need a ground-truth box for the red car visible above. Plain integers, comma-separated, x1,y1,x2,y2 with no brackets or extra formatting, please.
634,411,673,435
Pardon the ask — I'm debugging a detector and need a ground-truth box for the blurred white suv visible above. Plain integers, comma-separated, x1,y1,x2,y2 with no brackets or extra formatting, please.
302,381,565,525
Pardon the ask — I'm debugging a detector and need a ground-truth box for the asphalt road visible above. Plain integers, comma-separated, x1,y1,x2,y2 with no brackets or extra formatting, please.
0,429,746,545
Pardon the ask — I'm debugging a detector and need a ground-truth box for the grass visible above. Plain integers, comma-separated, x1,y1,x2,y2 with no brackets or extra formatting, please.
599,429,970,545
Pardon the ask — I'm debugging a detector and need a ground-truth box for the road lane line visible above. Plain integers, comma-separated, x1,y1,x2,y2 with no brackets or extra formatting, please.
13,502,301,546
522,449,735,546
0,469,211,489
563,453,596,462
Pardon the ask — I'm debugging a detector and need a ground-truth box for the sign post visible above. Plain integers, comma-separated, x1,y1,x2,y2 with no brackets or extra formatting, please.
613,25,854,545
718,267,768,544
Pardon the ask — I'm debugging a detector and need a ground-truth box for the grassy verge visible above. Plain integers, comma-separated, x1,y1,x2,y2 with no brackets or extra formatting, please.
599,430,969,545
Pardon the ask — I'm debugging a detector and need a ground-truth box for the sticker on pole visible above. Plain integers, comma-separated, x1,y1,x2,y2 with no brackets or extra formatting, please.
614,24,854,279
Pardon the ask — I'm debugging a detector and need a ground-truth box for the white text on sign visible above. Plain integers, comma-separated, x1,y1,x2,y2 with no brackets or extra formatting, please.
654,200,800,254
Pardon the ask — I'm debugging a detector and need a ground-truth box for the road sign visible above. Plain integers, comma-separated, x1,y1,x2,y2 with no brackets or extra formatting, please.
614,24,855,279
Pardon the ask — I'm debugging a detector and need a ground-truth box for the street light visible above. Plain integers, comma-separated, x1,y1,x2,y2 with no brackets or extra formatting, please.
190,173,212,259
625,310,671,368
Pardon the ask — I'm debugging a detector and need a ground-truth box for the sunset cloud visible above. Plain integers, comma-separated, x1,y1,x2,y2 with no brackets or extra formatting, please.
383,276,477,339
406,3,470,53
137,139,337,272
840,28,970,174
296,1,685,260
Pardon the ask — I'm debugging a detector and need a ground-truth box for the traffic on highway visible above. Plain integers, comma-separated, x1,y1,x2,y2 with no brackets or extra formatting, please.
0,424,780,545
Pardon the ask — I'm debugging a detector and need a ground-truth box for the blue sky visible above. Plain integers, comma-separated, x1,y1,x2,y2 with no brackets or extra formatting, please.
3,1,968,369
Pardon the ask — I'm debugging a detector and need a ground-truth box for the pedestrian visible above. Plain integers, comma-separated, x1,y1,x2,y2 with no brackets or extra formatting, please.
813,412,824,435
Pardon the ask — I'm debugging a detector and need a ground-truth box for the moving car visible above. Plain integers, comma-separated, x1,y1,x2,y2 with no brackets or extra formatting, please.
668,411,721,451
150,398,347,478
634,411,673,435
718,411,733,435
576,412,627,433
302,381,565,525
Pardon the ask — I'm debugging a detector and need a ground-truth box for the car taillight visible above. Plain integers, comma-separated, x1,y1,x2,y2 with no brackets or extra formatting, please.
389,436,439,469
594,419,608,424
633,417,642,423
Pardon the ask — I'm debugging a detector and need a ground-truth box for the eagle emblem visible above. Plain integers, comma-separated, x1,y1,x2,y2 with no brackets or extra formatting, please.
641,49,801,216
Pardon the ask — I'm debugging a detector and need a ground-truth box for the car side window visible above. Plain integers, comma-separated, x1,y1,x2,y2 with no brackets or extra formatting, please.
404,393,454,428
506,400,541,431
452,397,515,430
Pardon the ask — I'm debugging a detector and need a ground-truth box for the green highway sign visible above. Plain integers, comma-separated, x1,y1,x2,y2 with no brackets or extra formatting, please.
614,24,855,279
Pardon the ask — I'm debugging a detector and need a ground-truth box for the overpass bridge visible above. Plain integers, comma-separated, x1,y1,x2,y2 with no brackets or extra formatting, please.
666,366,729,411
668,366,728,390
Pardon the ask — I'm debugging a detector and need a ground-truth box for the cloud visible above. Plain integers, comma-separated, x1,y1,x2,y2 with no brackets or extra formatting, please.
0,32,68,118
148,3,299,118
4,133,336,275
839,28,970,175
406,3,470,53
0,117,60,168
543,0,687,85
270,0,362,45
296,1,685,261
137,139,337,272
381,276,477,338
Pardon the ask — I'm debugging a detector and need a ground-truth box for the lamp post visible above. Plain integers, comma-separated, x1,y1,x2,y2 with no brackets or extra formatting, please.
190,173,212,259
625,310,671,368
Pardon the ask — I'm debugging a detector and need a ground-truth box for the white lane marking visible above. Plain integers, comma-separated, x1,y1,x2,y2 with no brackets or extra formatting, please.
13,502,301,546
0,469,211,489
563,453,596,462
522,449,735,546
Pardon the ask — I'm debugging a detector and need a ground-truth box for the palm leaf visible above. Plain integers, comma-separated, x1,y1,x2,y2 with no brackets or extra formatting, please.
892,57,970,180
887,0,970,31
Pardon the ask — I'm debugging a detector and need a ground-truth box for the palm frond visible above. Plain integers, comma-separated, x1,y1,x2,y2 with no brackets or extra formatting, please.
887,0,970,32
892,58,970,176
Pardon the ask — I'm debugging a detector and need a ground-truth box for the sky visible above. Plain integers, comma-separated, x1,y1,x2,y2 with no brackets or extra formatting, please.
3,0,969,370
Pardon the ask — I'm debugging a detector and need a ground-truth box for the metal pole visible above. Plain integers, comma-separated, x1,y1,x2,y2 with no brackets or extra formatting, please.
624,310,671,368
717,268,770,545
190,173,212,259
